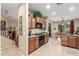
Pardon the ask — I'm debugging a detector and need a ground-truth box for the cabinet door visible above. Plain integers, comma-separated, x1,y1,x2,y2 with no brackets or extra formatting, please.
34,37,39,49
77,37,79,49
61,36,68,46
68,36,76,48
28,17,32,29
45,34,49,43
29,38,35,53
36,17,42,23
15,35,19,48
31,18,36,28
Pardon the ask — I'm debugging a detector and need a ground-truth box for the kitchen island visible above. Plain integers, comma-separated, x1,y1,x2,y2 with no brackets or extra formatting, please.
61,34,79,49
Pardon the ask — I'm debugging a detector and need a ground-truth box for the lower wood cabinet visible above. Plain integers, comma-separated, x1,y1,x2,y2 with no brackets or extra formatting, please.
15,35,19,48
45,34,49,43
28,37,39,54
28,37,35,54
77,37,79,49
28,34,49,54
68,36,77,48
61,36,68,46
61,35,79,49
34,37,39,49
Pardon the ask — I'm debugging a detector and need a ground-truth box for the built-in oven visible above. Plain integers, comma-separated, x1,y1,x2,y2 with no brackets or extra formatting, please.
39,35,45,46
36,22,42,29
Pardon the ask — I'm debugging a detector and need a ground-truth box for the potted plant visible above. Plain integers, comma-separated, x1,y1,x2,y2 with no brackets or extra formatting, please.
33,11,43,18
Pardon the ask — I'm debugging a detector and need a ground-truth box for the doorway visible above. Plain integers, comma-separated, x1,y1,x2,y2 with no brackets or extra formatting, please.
48,23,52,37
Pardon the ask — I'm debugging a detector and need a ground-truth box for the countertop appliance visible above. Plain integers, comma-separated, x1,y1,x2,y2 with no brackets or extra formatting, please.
36,22,42,29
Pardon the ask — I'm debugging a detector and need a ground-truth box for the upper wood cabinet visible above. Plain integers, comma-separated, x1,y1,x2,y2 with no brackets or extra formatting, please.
28,17,36,29
36,17,42,23
28,37,35,54
31,17,36,29
28,16,47,29
28,17,32,29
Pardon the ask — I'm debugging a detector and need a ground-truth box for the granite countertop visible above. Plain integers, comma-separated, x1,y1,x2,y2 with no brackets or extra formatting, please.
28,32,48,38
29,35,38,38
65,34,79,37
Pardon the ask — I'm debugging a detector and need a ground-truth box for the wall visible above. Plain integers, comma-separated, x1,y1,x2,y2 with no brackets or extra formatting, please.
18,4,28,55
0,3,1,55
51,22,59,33
74,19,79,32
0,3,1,20
1,16,18,31
6,19,18,29
50,19,79,35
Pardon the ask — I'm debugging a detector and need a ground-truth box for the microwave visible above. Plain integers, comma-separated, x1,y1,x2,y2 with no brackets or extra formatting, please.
36,22,42,29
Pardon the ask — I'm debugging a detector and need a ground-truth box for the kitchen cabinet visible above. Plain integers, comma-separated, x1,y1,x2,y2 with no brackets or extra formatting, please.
61,35,79,49
45,34,49,43
28,17,36,29
61,35,68,46
15,35,19,47
68,36,77,48
36,17,42,23
28,37,35,54
77,37,79,49
28,17,32,29
28,33,49,54
34,37,39,49
28,37,39,54
28,17,47,29
42,19,47,29
31,17,36,28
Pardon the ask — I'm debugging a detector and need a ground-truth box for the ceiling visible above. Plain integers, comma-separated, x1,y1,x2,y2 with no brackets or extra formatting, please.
1,3,19,20
29,3,79,21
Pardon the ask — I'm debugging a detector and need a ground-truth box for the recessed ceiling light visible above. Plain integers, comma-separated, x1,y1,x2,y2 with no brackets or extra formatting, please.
52,12,56,15
69,6,75,11
46,4,51,9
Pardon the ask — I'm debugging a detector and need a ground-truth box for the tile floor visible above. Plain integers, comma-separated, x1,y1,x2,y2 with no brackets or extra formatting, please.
29,37,79,56
1,44,23,56
1,37,79,56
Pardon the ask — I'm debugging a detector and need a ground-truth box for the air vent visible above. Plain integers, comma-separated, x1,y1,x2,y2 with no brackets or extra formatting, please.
57,3,63,5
